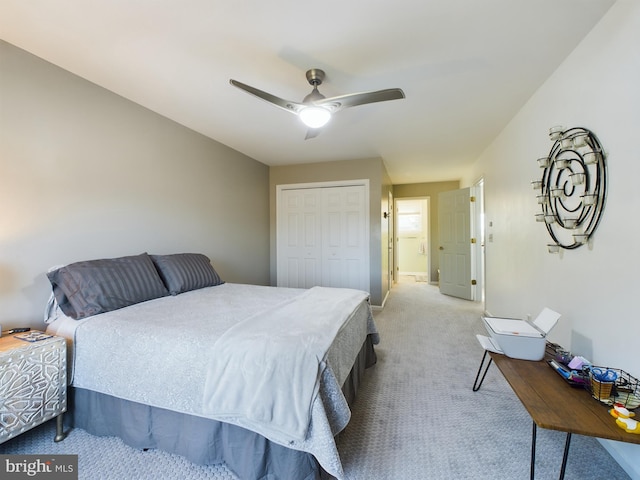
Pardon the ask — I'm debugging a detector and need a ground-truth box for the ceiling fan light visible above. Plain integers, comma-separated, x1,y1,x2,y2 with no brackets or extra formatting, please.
299,106,331,128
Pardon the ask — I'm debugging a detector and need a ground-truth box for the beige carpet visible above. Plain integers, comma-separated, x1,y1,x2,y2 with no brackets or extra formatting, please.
336,280,630,479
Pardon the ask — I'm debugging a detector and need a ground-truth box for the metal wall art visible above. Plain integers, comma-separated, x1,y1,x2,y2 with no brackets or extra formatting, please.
533,126,607,253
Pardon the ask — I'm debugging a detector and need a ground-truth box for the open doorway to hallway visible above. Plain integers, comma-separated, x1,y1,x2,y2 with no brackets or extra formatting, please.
395,197,430,283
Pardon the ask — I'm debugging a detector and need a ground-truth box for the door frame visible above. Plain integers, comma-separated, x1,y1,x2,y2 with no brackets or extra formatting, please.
471,177,485,304
394,196,431,282
387,190,394,292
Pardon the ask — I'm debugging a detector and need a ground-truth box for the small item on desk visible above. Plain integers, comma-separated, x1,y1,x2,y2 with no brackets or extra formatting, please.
586,366,640,409
611,409,640,434
548,359,589,386
550,360,571,378
591,367,618,383
4,327,31,334
482,308,560,361
616,417,639,434
554,348,573,365
14,331,53,342
609,404,635,419
568,355,589,370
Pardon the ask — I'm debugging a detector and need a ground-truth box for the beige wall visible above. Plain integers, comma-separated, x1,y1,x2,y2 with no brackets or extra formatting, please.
393,181,460,283
0,40,270,328
269,158,388,306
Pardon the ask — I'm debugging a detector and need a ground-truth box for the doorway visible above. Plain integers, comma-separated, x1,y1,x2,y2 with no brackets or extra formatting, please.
395,198,430,283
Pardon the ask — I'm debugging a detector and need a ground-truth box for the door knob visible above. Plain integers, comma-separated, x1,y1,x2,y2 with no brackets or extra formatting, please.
439,246,444,250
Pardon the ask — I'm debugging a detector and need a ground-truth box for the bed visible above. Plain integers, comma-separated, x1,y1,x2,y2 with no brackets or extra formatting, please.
44,252,379,480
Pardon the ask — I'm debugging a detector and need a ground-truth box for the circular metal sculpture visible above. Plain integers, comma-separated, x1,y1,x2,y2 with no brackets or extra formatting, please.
534,126,607,251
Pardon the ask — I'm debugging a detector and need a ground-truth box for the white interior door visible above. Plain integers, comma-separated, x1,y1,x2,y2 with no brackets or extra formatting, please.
438,187,472,300
278,188,322,288
321,185,368,291
277,182,370,292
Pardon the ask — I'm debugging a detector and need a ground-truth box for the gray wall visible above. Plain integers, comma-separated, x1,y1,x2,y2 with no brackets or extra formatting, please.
393,181,460,283
269,158,387,306
0,40,270,328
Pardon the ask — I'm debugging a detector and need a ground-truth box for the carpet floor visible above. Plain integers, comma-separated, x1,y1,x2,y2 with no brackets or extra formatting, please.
0,279,632,479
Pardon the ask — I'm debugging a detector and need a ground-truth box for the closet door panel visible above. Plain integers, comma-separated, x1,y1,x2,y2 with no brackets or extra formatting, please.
277,183,369,292
278,189,322,288
321,185,368,291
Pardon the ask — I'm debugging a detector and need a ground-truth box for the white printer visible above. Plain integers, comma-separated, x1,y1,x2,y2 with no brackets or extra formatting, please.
482,308,561,361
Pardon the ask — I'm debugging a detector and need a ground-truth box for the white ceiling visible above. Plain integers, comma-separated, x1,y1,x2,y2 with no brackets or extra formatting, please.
0,0,615,184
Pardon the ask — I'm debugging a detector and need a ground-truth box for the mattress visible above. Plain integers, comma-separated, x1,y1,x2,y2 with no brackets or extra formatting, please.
46,282,378,479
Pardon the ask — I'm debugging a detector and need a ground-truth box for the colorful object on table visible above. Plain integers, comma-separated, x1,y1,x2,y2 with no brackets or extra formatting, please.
591,367,618,383
586,366,640,408
567,355,589,370
609,404,635,419
554,349,573,365
548,359,589,386
614,417,640,434
609,404,639,434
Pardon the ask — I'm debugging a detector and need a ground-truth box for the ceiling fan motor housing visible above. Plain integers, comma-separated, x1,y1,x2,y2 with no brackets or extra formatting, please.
306,69,325,87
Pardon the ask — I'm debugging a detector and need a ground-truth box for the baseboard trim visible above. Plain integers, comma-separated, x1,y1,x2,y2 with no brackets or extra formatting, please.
372,290,389,311
598,439,640,480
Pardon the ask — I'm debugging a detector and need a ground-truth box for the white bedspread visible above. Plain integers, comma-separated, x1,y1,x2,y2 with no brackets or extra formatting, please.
46,283,378,480
202,286,369,443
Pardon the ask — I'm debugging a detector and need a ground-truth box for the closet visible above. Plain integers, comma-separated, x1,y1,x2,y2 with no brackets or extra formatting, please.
276,181,370,292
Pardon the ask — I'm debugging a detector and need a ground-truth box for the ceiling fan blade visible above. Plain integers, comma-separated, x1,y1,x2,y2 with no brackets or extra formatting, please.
229,79,303,114
231,71,404,141
314,88,405,111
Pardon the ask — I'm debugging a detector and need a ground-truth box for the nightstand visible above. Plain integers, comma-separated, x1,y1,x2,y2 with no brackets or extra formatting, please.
0,332,67,443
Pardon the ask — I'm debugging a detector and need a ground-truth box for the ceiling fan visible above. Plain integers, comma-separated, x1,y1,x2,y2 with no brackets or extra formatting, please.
230,69,405,139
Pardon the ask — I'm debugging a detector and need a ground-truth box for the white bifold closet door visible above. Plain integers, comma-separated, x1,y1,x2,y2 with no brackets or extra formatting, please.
277,184,370,292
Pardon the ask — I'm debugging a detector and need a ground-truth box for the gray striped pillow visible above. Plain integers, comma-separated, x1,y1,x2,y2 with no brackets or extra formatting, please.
151,253,224,295
47,253,169,319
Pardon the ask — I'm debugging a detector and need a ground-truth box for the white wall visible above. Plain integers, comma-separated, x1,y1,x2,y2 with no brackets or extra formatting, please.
0,41,271,329
462,2,640,476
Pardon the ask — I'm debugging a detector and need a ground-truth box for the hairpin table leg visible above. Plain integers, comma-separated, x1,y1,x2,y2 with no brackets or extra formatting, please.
531,421,537,480
558,432,572,480
529,423,571,480
472,350,493,391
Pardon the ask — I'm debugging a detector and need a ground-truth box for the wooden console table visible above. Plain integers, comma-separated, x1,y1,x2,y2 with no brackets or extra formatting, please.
474,349,640,479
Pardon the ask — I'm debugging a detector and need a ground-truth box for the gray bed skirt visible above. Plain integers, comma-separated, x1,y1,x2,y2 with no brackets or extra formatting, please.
67,335,377,480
